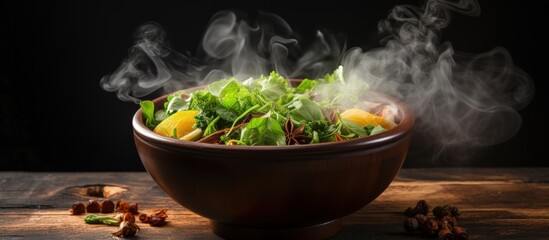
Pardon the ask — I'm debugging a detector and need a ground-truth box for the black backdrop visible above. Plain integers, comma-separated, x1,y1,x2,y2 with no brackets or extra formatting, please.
2,0,547,171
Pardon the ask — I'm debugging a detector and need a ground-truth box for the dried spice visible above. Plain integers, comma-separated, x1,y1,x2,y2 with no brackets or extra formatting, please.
433,205,460,219
101,199,115,213
70,202,86,215
115,200,138,214
403,217,419,232
112,212,140,238
452,225,469,240
402,200,468,239
86,200,101,213
421,217,440,235
284,118,312,145
438,220,456,240
404,200,431,217
139,209,169,226
414,200,431,216
115,200,130,213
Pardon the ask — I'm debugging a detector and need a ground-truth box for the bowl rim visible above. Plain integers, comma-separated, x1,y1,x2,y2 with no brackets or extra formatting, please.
133,84,414,154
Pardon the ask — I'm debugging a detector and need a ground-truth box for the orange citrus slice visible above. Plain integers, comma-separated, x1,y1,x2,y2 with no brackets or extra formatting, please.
340,108,394,129
154,110,199,139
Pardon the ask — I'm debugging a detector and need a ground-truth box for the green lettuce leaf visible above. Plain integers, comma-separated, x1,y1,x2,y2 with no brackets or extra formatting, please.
240,112,286,146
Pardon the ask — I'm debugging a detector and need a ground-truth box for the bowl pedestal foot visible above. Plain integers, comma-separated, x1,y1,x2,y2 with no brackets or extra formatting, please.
211,219,341,240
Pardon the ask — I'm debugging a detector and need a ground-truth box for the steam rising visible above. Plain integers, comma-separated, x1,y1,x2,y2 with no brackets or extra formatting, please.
341,0,534,162
100,11,343,103
101,0,534,163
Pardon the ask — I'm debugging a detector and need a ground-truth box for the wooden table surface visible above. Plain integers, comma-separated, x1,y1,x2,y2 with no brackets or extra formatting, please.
1,168,548,239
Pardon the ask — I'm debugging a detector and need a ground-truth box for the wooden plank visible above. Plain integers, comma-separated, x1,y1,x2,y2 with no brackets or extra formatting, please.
0,169,548,239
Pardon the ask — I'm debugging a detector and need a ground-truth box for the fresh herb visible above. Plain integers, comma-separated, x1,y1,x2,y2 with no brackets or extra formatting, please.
140,100,158,129
370,125,387,135
240,111,286,146
84,214,119,226
338,117,368,139
295,79,317,93
288,98,325,122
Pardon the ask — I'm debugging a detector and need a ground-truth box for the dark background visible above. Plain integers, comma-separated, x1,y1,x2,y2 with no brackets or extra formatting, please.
1,0,547,171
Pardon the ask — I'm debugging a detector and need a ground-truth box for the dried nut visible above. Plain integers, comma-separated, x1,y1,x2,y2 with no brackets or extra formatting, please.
433,204,459,218
101,199,115,213
404,207,416,217
404,200,431,217
69,202,85,215
421,218,439,235
414,214,428,225
86,200,101,213
403,200,466,239
404,217,419,232
452,225,469,240
414,200,431,216
450,206,460,218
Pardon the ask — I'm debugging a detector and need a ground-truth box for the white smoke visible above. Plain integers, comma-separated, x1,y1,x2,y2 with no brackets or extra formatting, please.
100,0,534,164
340,0,533,163
100,11,343,103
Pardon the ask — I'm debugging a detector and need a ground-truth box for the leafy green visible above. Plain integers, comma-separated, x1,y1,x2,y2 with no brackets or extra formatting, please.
154,109,168,122
140,100,157,129
369,125,387,135
203,116,221,136
257,72,292,101
210,78,262,123
317,65,344,84
304,120,330,136
189,90,219,113
240,112,286,146
364,124,375,135
189,90,222,129
295,79,317,93
310,131,319,144
226,104,260,136
339,118,368,139
206,77,235,96
165,95,189,115
194,113,217,130
288,98,326,122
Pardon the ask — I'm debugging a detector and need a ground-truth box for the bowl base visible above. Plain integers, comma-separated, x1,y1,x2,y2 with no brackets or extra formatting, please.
211,219,341,240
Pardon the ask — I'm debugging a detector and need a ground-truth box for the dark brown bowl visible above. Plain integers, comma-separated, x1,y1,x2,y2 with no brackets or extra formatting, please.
133,85,414,239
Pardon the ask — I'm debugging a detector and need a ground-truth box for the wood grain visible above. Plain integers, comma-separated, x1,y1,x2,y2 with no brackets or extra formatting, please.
1,168,548,239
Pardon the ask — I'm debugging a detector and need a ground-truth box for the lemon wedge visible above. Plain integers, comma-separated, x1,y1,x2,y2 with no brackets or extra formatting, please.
153,110,199,139
180,128,203,141
340,108,394,129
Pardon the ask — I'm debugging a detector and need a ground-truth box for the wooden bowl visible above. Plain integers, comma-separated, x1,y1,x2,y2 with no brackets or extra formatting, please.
132,85,414,239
